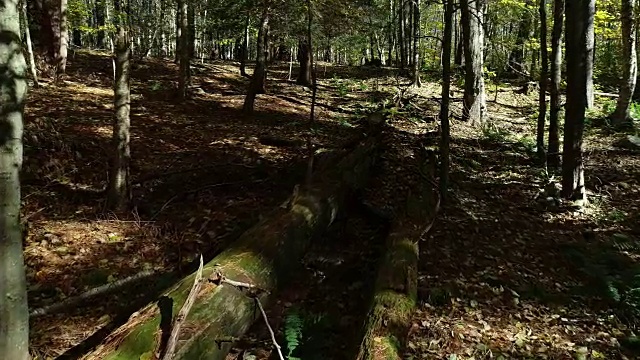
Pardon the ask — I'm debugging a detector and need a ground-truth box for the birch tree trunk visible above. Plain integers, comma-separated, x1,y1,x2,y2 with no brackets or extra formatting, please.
0,0,29,357
21,0,39,87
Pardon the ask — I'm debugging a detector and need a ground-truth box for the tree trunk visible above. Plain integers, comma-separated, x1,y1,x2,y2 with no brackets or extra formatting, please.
440,0,454,203
240,15,249,77
548,0,563,170
85,129,383,360
243,1,269,114
57,0,68,78
399,0,405,69
454,10,463,66
412,0,421,87
174,3,181,64
612,0,637,127
107,0,132,211
508,0,533,77
187,0,194,58
296,38,312,86
562,0,593,202
178,0,189,99
461,0,487,125
356,150,437,360
0,0,29,357
22,0,39,87
536,0,548,162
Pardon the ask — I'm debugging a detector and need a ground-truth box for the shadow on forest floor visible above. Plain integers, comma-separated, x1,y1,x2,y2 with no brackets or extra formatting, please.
24,50,640,360
25,51,391,357
407,111,640,359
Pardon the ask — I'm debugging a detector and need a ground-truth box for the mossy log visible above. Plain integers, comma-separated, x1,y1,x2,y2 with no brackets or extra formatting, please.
356,152,439,360
84,133,383,360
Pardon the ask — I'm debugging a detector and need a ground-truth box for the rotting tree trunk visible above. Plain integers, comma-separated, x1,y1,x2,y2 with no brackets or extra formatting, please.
0,0,29,357
536,0,548,163
243,1,269,114
85,126,384,360
461,0,487,125
612,0,637,127
356,150,438,360
548,0,563,170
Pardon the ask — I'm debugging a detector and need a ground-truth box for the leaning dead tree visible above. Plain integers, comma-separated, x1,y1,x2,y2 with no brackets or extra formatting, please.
357,148,440,360
85,124,385,360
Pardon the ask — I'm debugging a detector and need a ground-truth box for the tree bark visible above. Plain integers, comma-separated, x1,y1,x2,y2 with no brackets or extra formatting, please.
240,15,249,77
508,0,533,77
85,128,383,360
461,0,487,125
399,0,405,69
356,151,437,360
454,10,463,66
562,0,593,202
548,0,563,170
412,0,421,87
536,0,548,162
440,0,453,204
107,0,131,211
187,0,194,58
57,0,68,78
612,0,637,127
21,0,39,87
296,38,312,86
0,0,29,357
243,1,269,114
177,0,189,99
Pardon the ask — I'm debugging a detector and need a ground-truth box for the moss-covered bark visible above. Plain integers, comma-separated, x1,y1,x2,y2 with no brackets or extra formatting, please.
83,132,382,360
356,155,438,360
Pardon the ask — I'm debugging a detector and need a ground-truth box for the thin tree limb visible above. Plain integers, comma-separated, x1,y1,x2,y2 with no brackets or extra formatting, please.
30,270,156,318
161,255,204,360
255,297,285,360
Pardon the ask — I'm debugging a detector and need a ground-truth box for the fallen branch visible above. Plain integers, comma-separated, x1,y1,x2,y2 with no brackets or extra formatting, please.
30,269,157,318
161,255,204,360
255,297,285,360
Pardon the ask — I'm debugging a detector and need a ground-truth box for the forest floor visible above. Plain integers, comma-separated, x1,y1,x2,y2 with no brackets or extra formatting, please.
23,51,639,360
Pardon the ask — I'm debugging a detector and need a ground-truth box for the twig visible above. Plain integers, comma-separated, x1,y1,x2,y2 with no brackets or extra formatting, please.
30,270,156,318
161,255,204,360
210,271,257,290
255,297,285,360
151,179,266,219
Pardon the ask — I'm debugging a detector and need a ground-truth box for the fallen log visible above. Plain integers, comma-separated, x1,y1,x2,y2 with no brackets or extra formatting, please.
356,150,439,360
84,128,383,360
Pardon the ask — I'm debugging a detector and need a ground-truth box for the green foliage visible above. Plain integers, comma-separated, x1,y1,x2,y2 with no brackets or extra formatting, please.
481,122,511,143
282,308,331,360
